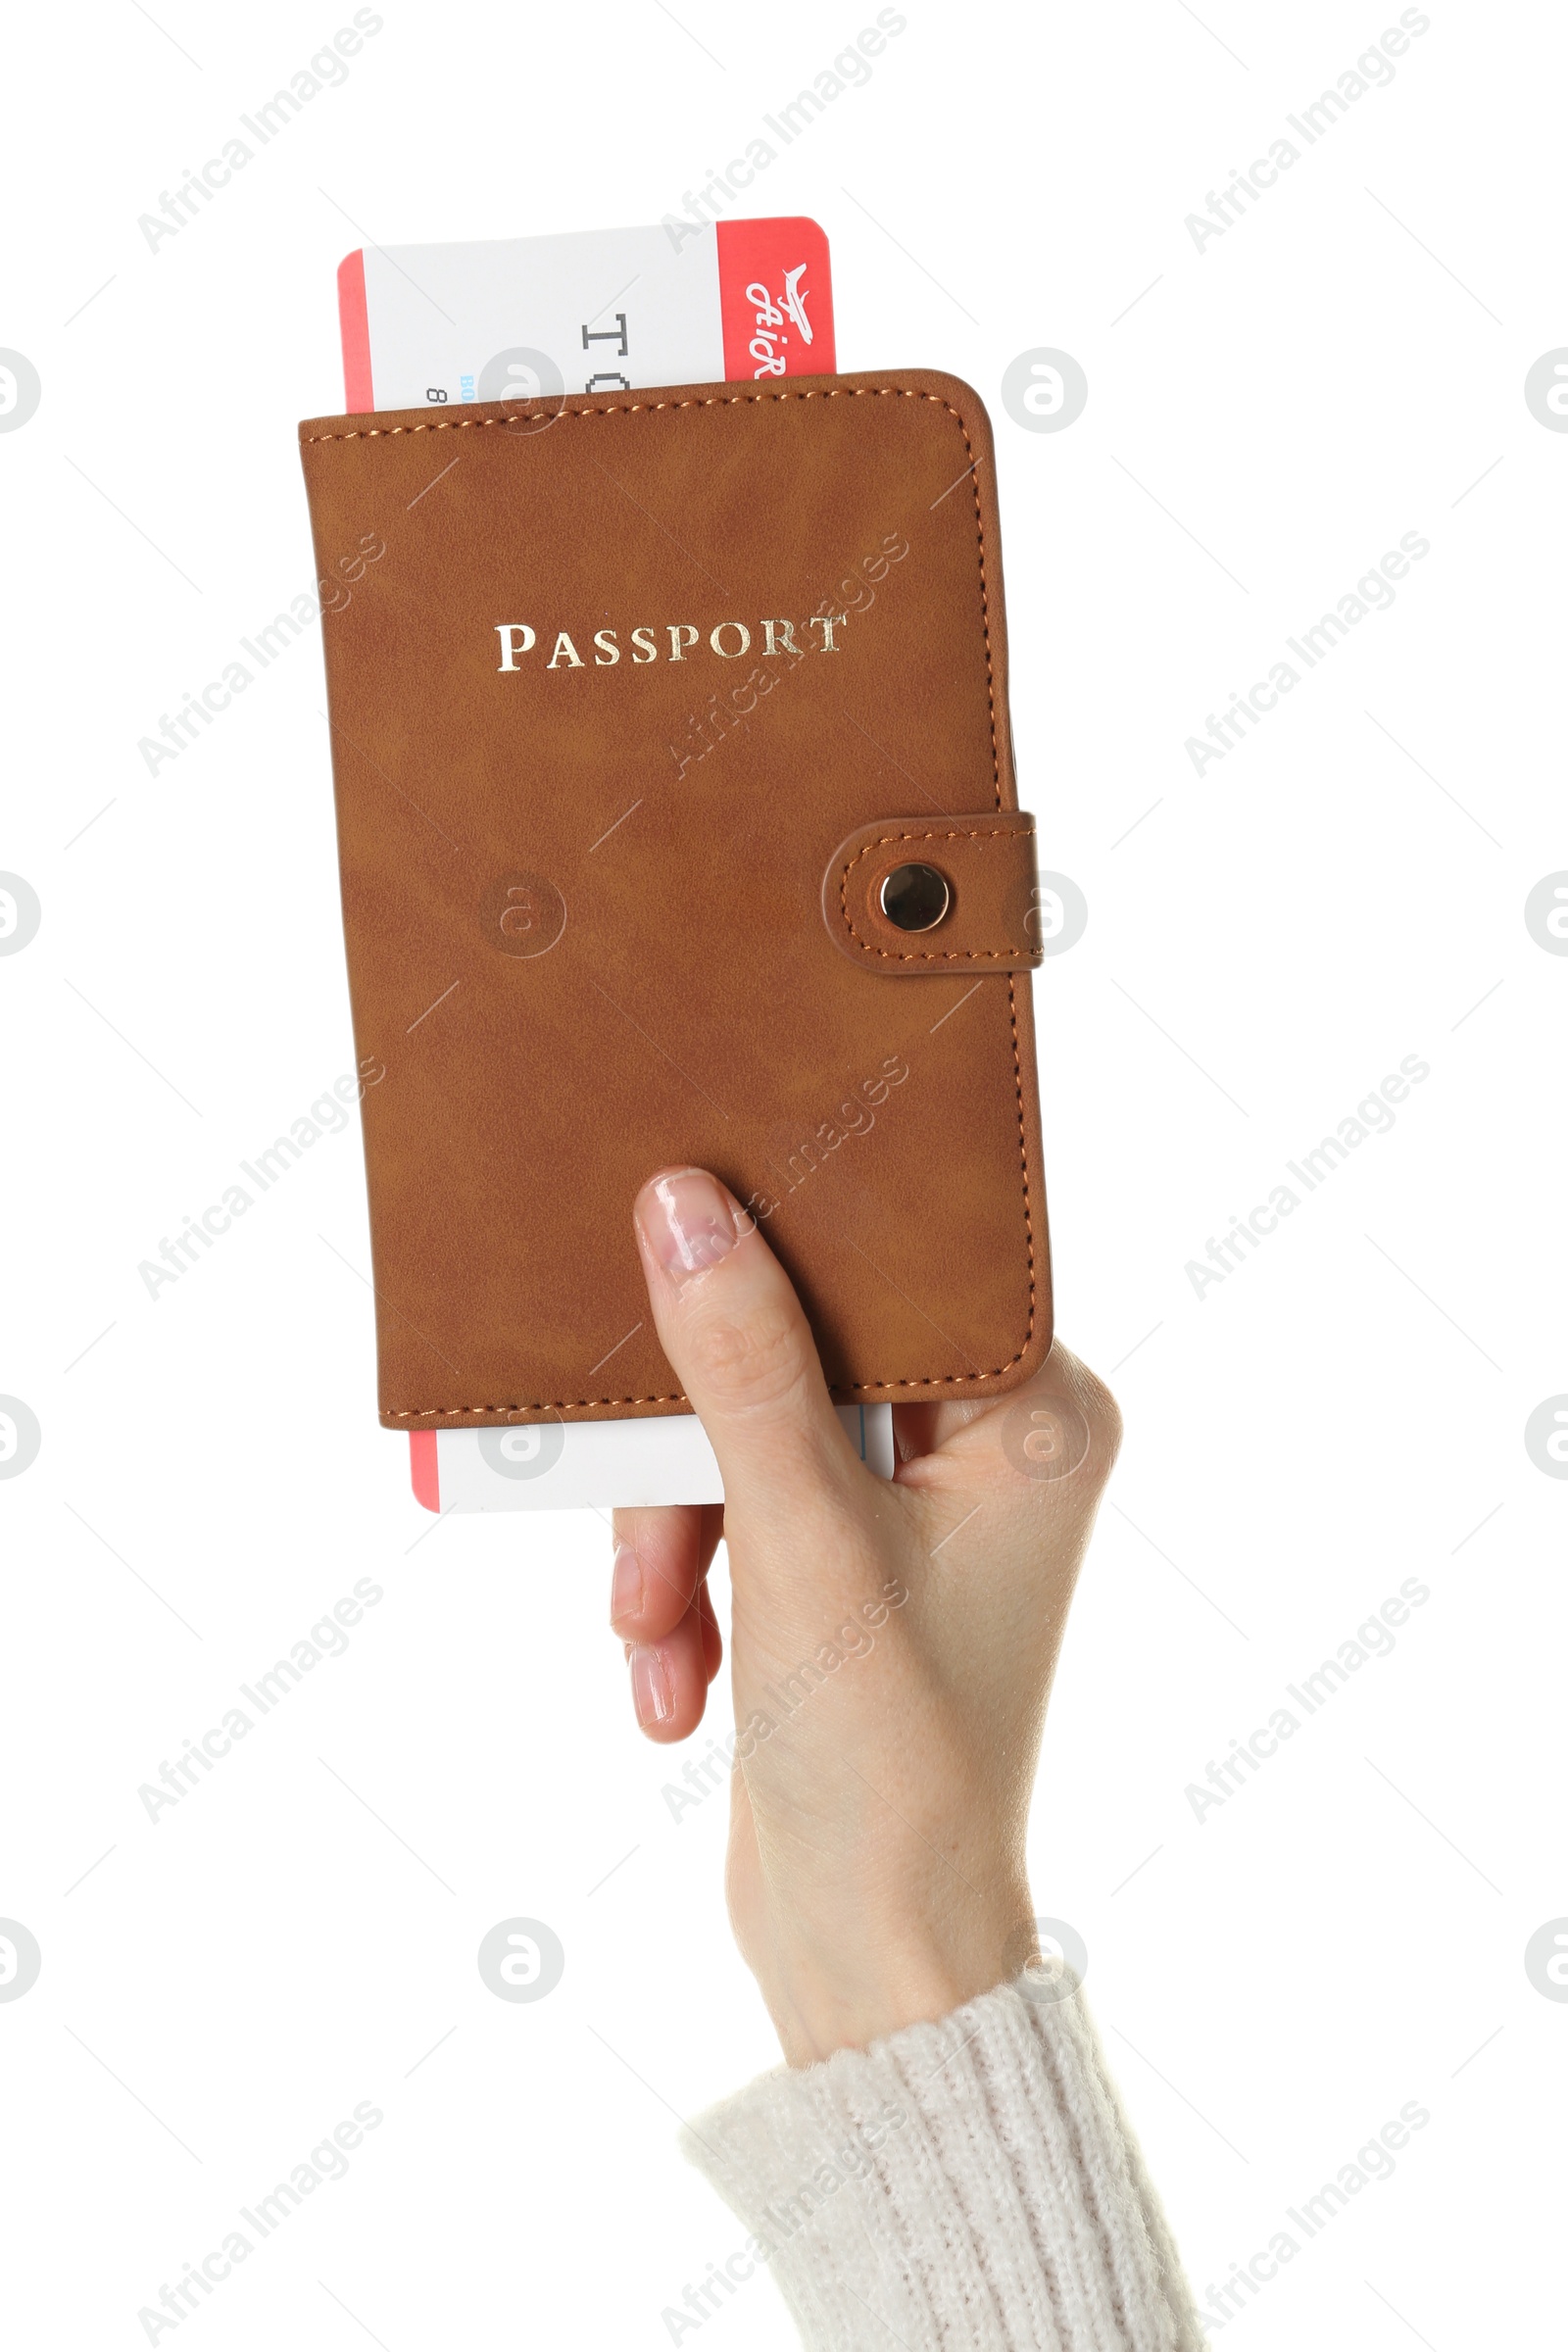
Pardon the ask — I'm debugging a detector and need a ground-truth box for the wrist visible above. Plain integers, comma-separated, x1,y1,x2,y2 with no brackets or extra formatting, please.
752,1881,1034,2067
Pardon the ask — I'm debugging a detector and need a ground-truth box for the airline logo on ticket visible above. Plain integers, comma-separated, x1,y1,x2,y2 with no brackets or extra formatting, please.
338,217,835,412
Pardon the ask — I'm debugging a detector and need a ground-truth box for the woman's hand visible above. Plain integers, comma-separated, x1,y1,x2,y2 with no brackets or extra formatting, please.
608,1166,1120,2067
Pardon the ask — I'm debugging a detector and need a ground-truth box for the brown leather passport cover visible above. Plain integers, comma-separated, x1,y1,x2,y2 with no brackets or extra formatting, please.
298,369,1053,1428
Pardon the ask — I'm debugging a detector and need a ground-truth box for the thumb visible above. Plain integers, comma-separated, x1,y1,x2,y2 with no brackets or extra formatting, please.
632,1166,861,1518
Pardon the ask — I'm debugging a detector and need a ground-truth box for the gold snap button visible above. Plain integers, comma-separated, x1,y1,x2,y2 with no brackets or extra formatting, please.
879,862,951,933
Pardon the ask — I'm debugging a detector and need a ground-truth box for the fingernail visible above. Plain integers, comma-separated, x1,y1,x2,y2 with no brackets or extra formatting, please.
610,1541,643,1629
629,1643,674,1728
641,1167,740,1286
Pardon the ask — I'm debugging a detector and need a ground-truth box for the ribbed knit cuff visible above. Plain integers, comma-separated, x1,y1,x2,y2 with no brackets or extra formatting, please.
680,1973,1207,2352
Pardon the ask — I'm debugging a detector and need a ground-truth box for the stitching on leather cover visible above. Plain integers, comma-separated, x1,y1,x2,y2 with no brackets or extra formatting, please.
837,826,1034,961
311,384,1038,1415
307,386,974,441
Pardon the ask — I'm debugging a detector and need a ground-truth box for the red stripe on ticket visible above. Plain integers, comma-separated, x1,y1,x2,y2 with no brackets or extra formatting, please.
337,249,373,412
715,217,835,381
409,1429,440,1511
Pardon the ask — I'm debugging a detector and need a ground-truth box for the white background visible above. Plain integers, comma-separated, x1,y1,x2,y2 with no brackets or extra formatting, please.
2,2,1564,2345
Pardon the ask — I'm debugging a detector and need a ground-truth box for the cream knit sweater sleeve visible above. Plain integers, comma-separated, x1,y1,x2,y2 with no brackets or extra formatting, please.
680,1972,1208,2352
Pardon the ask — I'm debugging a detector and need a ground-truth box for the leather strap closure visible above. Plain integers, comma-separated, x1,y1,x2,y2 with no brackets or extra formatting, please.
821,811,1043,973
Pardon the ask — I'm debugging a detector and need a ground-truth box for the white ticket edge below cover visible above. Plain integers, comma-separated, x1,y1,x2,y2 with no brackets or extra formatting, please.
419,1404,894,1512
